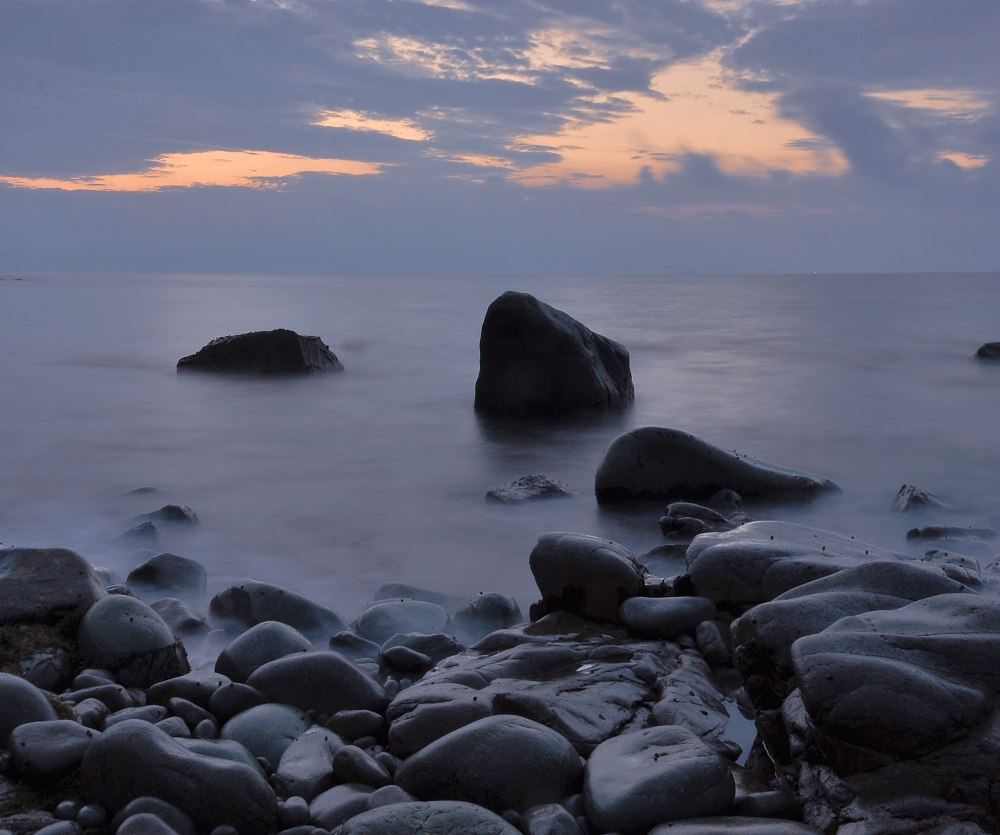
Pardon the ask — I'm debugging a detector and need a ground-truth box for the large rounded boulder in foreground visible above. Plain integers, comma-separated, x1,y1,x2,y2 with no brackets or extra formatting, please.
331,800,521,834
0,547,107,622
177,329,344,375
394,714,583,814
595,427,838,505
474,291,633,416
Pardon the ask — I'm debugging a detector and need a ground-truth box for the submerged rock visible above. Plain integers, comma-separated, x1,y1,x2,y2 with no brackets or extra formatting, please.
595,427,838,505
127,553,207,600
177,329,344,375
210,579,349,642
973,341,1000,360
892,483,951,513
486,474,576,504
474,291,633,416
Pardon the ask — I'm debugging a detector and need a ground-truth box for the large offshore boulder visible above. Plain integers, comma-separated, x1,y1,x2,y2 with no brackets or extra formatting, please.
595,427,838,505
474,291,633,416
177,329,344,375
0,547,107,622
210,579,349,642
973,341,1000,360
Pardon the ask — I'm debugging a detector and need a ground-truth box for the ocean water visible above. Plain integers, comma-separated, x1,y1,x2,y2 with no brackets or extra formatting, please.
1,272,998,622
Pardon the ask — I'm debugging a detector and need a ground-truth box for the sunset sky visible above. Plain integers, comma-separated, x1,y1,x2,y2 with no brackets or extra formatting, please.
1,0,997,274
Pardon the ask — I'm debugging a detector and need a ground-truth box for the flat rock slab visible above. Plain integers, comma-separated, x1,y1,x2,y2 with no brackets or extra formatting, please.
177,329,344,374
330,800,522,834
394,714,584,814
474,291,633,416
686,521,901,609
595,427,838,505
791,593,1000,757
0,547,107,622
583,725,736,835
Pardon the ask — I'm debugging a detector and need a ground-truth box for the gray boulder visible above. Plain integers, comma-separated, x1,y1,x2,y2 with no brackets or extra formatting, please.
486,475,576,504
150,598,210,641
394,714,583,814
973,341,1000,360
273,726,345,801
595,427,838,505
177,329,344,374
110,797,196,835
330,800,521,834
474,291,633,416
76,595,189,688
355,600,450,645
583,725,735,835
0,547,107,622
529,533,646,621
219,703,313,768
619,596,716,640
215,620,314,683
9,720,101,784
0,675,60,742
452,593,522,644
210,579,349,642
80,719,277,834
246,651,391,717
309,784,374,830
127,553,207,600
685,521,901,609
892,484,951,513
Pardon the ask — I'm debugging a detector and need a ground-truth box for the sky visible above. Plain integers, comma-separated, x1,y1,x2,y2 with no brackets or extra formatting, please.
1,0,998,275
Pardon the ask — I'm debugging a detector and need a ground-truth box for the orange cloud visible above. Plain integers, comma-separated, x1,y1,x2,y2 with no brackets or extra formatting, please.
508,53,848,187
0,149,386,192
314,109,432,141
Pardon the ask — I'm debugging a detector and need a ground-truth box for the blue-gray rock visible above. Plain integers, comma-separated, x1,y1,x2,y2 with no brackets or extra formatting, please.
328,631,382,662
521,803,583,835
974,341,1000,360
355,600,450,645
246,651,391,717
380,633,464,666
150,598,211,641
648,819,822,834
0,673,59,739
9,721,101,784
131,506,200,527
394,715,583,814
583,725,735,835
529,533,645,621
110,796,197,835
452,593,522,644
116,521,163,549
308,784,374,830
219,703,313,769
325,710,386,745
147,670,231,709
686,521,901,608
210,580,349,642
372,583,467,614
114,813,185,835
80,719,276,834
177,738,266,775
330,745,391,788
208,682,268,722
177,329,344,375
273,726,345,801
330,800,521,834
475,291,633,416
215,621,314,683
619,596,716,640
595,427,838,505
127,553,206,600
892,484,952,513
486,475,576,504
76,595,189,688
62,683,133,712
0,547,107,621
386,682,494,759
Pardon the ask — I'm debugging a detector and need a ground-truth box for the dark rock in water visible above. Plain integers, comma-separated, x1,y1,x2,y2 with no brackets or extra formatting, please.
486,474,576,504
595,427,838,505
371,583,467,614
394,714,584,814
474,291,633,416
151,598,211,641
81,719,277,834
355,599,450,645
116,520,163,549
330,800,521,834
583,725,735,835
529,532,646,622
659,501,741,541
177,328,344,375
210,579,349,642
0,547,107,622
892,483,951,513
127,553,207,600
907,525,996,542
452,592,522,643
131,505,200,527
77,595,189,688
973,341,1000,360
618,595,716,640
0,673,59,739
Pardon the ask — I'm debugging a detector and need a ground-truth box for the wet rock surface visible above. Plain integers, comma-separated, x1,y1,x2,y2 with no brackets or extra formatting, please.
176,329,344,375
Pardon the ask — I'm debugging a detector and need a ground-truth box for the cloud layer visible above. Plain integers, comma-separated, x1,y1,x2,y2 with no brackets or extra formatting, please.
1,0,997,273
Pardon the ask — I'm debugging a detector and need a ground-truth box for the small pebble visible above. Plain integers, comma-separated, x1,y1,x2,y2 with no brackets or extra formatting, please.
54,800,82,820
278,796,310,829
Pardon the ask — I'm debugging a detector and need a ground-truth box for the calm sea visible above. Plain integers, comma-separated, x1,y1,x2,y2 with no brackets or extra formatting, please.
1,272,998,620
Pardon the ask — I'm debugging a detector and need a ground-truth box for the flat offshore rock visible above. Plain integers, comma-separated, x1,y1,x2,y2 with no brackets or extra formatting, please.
354,599,450,645
330,800,522,834
0,547,107,622
177,329,344,375
394,714,584,814
595,427,838,505
486,474,576,504
81,719,277,834
685,521,901,608
791,593,1000,757
215,620,314,683
474,291,633,416
583,725,735,835
529,532,646,621
210,579,349,642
